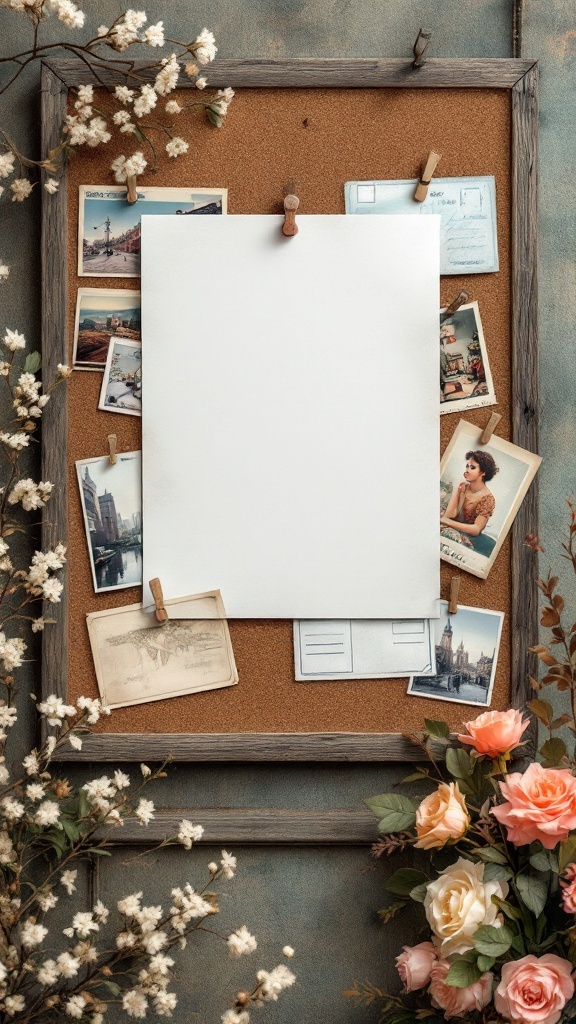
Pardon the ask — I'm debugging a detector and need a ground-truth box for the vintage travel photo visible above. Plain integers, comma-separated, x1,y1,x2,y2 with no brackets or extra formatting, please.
98,337,142,416
86,591,238,710
440,420,542,579
408,600,504,707
78,185,228,277
73,287,141,369
75,451,142,594
440,301,496,414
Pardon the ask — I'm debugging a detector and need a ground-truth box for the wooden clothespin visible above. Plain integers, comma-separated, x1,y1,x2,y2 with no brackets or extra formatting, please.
107,434,117,465
282,194,300,237
412,28,432,68
439,290,470,325
449,576,461,615
149,578,168,624
414,151,441,202
126,175,138,205
480,411,502,445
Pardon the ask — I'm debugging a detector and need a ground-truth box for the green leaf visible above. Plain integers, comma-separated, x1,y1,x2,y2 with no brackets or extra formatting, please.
102,981,122,997
559,835,576,874
528,697,553,726
386,868,429,898
446,958,482,988
539,737,567,768
445,747,472,779
86,848,112,856
512,933,527,954
206,107,223,127
409,882,428,903
474,923,514,957
424,718,450,738
364,793,416,833
476,847,508,865
377,900,406,924
476,955,495,973
483,862,513,883
529,851,550,872
491,895,522,921
60,818,80,844
515,874,548,917
402,772,430,784
24,351,41,374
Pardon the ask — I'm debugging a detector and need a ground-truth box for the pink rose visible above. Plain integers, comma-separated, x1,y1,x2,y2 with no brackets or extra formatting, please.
458,709,529,758
415,781,470,850
491,762,576,849
429,958,493,1020
494,954,575,1024
561,863,576,913
395,941,437,991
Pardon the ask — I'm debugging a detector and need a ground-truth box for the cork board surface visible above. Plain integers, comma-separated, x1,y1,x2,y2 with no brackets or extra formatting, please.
66,86,511,735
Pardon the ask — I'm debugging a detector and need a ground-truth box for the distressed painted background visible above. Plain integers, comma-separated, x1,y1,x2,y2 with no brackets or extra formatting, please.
0,2,574,1020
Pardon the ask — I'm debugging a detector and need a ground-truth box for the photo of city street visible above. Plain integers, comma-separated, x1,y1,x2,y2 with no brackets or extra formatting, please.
73,288,141,368
78,186,227,277
408,601,504,707
76,452,142,593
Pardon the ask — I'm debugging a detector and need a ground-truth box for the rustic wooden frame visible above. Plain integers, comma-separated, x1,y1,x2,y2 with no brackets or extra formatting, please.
40,57,539,763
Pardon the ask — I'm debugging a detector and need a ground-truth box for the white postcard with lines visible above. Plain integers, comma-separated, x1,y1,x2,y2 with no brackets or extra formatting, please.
293,618,435,681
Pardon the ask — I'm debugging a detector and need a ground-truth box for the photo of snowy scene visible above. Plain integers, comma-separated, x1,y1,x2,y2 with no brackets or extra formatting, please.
408,601,504,707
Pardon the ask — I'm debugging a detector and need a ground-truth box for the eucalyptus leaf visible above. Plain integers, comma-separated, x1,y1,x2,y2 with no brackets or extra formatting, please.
515,875,548,917
424,718,450,739
24,351,41,374
474,923,514,957
364,793,416,833
386,868,429,897
476,847,508,865
445,958,482,988
529,851,550,872
445,747,472,780
483,862,513,883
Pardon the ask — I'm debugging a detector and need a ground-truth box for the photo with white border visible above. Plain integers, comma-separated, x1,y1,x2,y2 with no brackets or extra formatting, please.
73,287,141,369
440,420,541,579
98,337,141,417
440,301,496,415
76,451,141,594
407,600,504,707
78,185,228,277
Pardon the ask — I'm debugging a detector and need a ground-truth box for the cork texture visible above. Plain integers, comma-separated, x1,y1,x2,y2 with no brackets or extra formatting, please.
66,86,511,734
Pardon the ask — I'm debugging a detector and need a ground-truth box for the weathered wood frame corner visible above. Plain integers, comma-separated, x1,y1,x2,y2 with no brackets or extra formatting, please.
40,57,539,763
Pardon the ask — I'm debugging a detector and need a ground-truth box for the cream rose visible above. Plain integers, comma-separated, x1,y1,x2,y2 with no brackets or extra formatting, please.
415,781,470,849
424,857,508,957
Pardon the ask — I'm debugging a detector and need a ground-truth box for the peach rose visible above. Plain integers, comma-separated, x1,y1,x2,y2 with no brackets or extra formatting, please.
395,941,437,991
561,863,576,913
458,709,530,758
494,954,575,1024
492,762,576,849
415,782,470,850
429,958,493,1020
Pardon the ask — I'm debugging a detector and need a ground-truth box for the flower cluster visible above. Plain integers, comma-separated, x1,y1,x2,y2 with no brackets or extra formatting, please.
350,706,576,1024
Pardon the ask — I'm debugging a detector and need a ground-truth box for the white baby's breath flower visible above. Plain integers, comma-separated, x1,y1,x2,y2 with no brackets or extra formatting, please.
118,892,143,917
60,869,78,895
21,921,48,948
114,769,130,789
143,20,164,46
142,930,168,954
0,261,9,282
154,54,179,96
71,911,99,938
0,705,17,730
1,796,25,821
0,832,15,864
0,152,15,178
77,695,104,723
256,964,296,1000
57,363,72,377
165,99,183,114
42,577,63,603
44,178,59,194
113,109,131,126
135,797,155,824
115,85,135,104
4,995,25,1018
37,958,59,985
191,27,217,65
56,950,80,977
116,929,138,949
65,994,87,1019
26,782,45,801
48,0,85,29
38,694,75,725
148,953,174,976
0,430,29,450
0,763,9,785
140,763,151,777
195,76,207,90
11,178,33,202
177,820,204,849
111,151,147,183
221,1012,250,1024
227,925,257,958
133,83,158,118
123,989,148,1018
68,733,82,750
23,750,40,775
220,850,237,879
38,891,58,911
3,328,25,351
35,799,61,827
93,899,109,923
153,990,177,1016
165,137,189,158
86,117,111,147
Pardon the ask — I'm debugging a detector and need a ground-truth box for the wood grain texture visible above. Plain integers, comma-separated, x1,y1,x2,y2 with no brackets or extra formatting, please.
40,64,70,748
510,65,539,761
43,57,536,90
98,808,378,844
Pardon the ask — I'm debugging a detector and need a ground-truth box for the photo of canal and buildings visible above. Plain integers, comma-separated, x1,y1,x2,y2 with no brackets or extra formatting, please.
77,453,142,593
408,601,504,707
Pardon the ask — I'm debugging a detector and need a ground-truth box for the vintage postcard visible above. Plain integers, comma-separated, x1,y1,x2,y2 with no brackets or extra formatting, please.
408,601,504,707
293,618,435,681
440,302,496,415
440,420,541,579
99,338,142,417
76,451,141,594
86,591,238,709
78,185,228,278
73,287,141,369
345,176,498,275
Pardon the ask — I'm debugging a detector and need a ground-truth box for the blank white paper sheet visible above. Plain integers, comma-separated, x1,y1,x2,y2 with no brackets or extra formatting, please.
141,214,440,619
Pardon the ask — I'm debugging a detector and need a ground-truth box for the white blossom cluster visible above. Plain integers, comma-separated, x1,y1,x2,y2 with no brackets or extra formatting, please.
1,0,85,28
64,83,112,148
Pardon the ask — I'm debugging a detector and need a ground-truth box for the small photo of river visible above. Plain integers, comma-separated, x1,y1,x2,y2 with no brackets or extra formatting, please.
76,451,142,594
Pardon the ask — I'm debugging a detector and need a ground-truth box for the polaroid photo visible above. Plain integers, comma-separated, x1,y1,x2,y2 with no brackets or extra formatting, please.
440,301,496,415
440,420,541,579
76,451,141,594
87,591,238,710
73,287,141,370
99,338,141,417
407,600,504,707
78,185,228,278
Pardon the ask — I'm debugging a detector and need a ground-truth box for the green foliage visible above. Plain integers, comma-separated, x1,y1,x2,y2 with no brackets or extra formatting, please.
473,923,514,957
445,953,481,989
386,868,429,898
424,719,450,739
559,835,576,874
539,737,568,767
364,793,417,833
377,900,406,924
24,350,41,373
515,875,548,917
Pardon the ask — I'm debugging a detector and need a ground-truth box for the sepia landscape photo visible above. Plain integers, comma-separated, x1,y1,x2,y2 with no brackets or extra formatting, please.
73,288,141,368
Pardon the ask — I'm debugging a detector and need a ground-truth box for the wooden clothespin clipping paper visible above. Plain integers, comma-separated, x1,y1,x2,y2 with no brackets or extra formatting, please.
149,578,168,624
448,577,461,615
439,290,470,325
414,151,442,202
412,28,432,68
126,175,138,205
480,411,502,445
107,434,117,465
282,194,300,236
